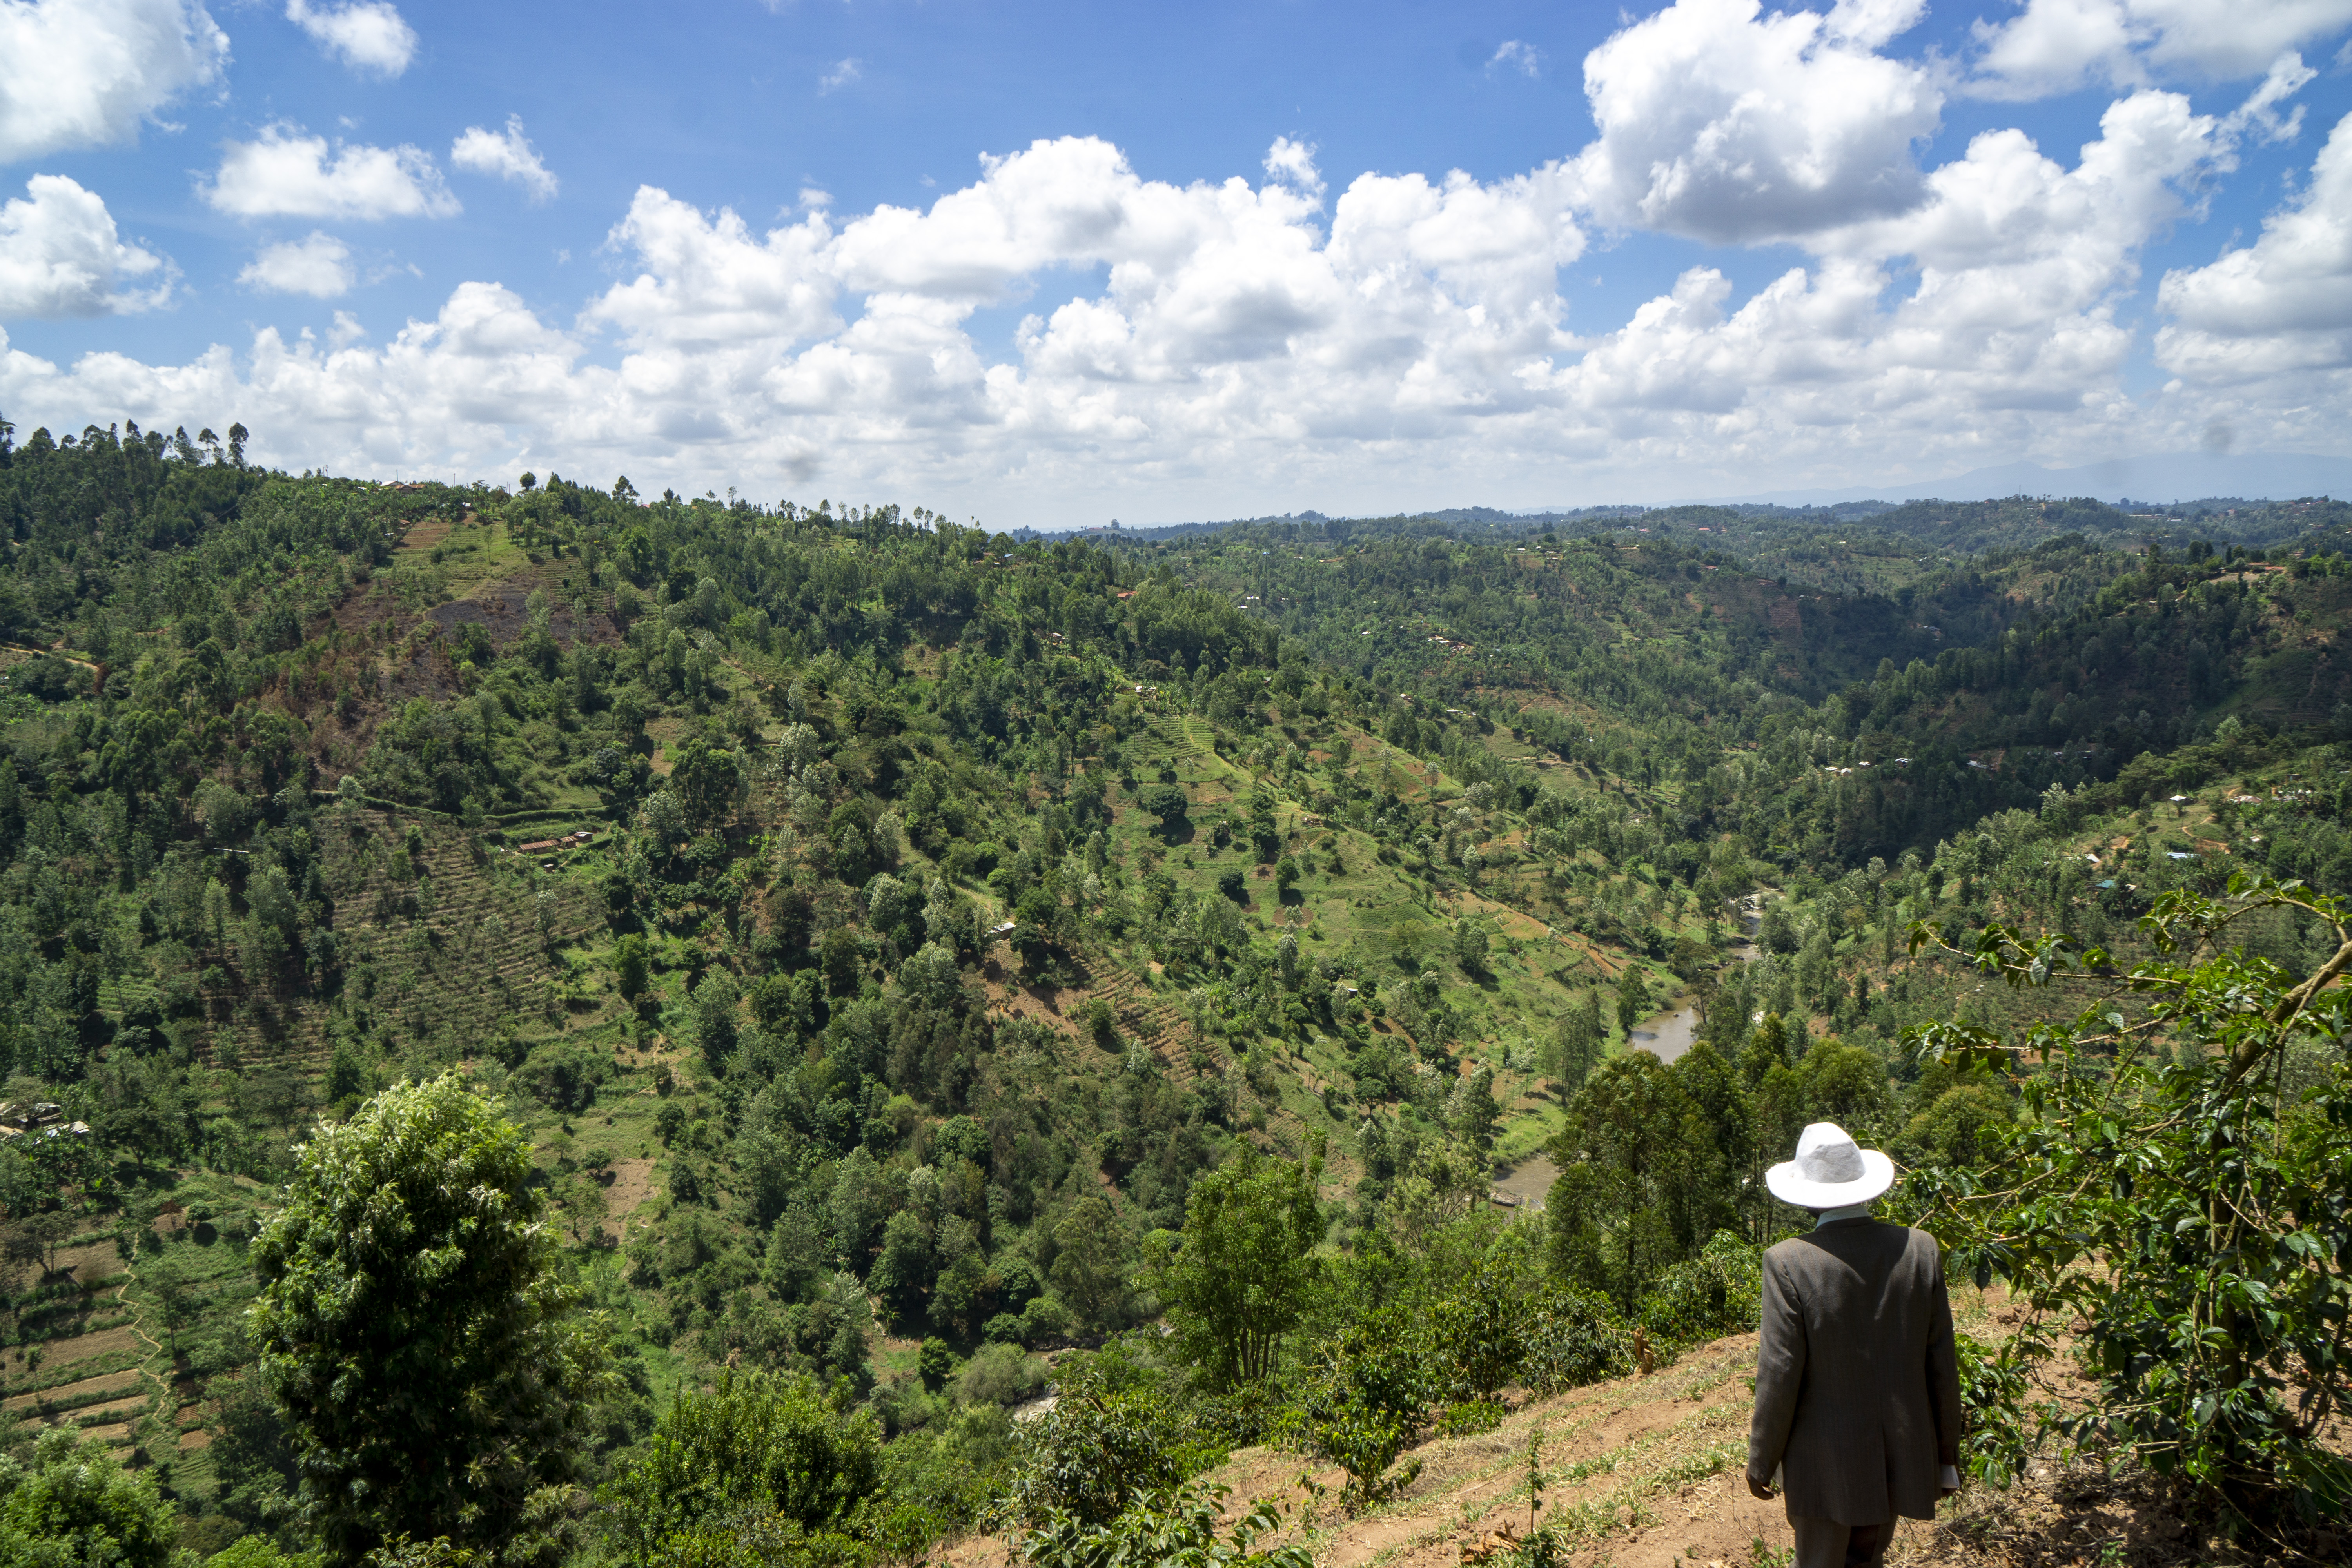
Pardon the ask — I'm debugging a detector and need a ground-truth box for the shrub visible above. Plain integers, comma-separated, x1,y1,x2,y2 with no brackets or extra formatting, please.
1521,1286,1635,1395
999,1349,1221,1528
1637,1231,1762,1352
1016,1484,1309,1568
956,1343,1051,1408
1279,1305,1435,1511
599,1370,884,1565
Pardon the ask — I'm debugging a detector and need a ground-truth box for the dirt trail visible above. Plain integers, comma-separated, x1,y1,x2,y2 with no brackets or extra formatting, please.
109,1254,171,1447
946,1334,1831,1568
942,1300,2216,1568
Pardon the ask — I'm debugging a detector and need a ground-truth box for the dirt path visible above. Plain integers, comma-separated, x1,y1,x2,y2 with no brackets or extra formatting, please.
940,1299,2203,1568
111,1254,172,1446
944,1336,1812,1568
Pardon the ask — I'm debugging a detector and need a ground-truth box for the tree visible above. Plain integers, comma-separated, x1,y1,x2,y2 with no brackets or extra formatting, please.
670,739,743,828
1549,998,1601,1091
1138,784,1189,843
1248,789,1280,862
613,934,649,1001
15,1211,74,1280
638,789,687,851
0,1427,181,1567
1049,1194,1130,1331
247,1075,610,1564
145,1249,203,1356
690,971,739,1071
1614,964,1651,1037
597,1370,883,1567
1547,1054,1698,1314
1146,1147,1322,1387
1454,920,1489,976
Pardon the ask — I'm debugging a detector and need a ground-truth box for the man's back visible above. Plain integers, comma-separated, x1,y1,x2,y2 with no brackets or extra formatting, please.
1746,1219,1961,1526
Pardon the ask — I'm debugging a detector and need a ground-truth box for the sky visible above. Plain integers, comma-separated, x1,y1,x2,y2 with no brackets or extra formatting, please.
2,0,2350,524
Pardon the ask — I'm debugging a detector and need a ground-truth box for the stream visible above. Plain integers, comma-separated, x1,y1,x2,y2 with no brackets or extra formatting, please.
1491,894,1766,1211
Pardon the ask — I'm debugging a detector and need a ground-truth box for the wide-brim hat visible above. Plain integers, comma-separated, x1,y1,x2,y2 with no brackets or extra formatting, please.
1766,1121,1895,1208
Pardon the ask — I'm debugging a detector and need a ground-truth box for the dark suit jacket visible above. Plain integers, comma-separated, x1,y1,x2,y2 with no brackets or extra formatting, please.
1745,1219,1962,1524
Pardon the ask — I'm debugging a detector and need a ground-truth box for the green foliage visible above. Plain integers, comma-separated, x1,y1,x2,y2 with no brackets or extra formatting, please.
3,428,2348,1562
1519,1285,1636,1395
1548,1053,1739,1314
1000,1347,1222,1529
598,1370,885,1567
1138,785,1190,842
1146,1148,1323,1388
1908,876,2352,1536
0,1428,181,1568
1635,1231,1762,1351
247,1075,610,1564
613,935,649,1000
1015,1483,1309,1568
1281,1305,1432,1509
1613,965,1650,1036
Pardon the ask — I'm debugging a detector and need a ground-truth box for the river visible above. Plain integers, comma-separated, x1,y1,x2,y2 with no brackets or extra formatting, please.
1490,895,1766,1211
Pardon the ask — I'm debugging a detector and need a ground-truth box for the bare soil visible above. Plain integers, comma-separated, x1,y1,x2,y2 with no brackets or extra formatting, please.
601,1157,659,1241
938,1307,2321,1568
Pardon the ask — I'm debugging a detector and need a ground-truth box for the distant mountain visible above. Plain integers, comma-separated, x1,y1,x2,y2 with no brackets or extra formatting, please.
1688,450,2352,508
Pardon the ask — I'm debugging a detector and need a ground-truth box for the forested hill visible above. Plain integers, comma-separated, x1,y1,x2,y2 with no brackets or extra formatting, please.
0,419,2348,1568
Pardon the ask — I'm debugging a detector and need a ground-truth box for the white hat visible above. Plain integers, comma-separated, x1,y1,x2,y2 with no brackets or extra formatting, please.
1766,1122,1895,1209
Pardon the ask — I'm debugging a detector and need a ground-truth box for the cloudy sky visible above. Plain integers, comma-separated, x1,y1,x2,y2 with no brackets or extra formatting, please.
1,0,2349,521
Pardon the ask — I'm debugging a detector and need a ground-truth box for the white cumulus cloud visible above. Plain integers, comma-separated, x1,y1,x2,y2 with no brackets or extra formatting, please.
0,0,230,163
1971,0,2352,99
818,58,861,94
2156,109,2352,381
284,0,415,77
452,116,556,202
0,172,172,316
238,230,354,297
202,124,458,220
1567,0,1940,243
0,38,2343,514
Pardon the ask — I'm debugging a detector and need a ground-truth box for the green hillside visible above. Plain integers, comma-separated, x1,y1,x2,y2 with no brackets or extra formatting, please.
0,420,2347,1566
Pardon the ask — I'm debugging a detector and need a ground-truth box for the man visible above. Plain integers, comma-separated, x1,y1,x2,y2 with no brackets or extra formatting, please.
1745,1122,1962,1568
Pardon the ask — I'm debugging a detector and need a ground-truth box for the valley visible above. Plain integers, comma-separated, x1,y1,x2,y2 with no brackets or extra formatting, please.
0,426,2346,1567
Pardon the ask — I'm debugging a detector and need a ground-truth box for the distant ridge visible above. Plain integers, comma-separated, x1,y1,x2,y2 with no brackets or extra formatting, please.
1682,450,2352,508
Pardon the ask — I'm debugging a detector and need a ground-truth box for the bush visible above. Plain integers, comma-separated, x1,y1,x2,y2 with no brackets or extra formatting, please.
956,1343,1051,1408
1279,1304,1434,1511
599,1370,885,1564
1016,1483,1309,1568
1521,1286,1635,1395
0,1428,182,1567
999,1348,1221,1528
1637,1231,1760,1351
516,1044,612,1115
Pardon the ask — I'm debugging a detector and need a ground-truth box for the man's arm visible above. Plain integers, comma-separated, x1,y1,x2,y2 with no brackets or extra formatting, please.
1746,1249,1805,1497
1926,1246,1963,1492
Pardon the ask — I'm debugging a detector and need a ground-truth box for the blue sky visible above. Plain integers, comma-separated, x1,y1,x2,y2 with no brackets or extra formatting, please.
3,0,2350,520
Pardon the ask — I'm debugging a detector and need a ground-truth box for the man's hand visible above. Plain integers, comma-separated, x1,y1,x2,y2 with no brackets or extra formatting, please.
1746,1475,1775,1501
